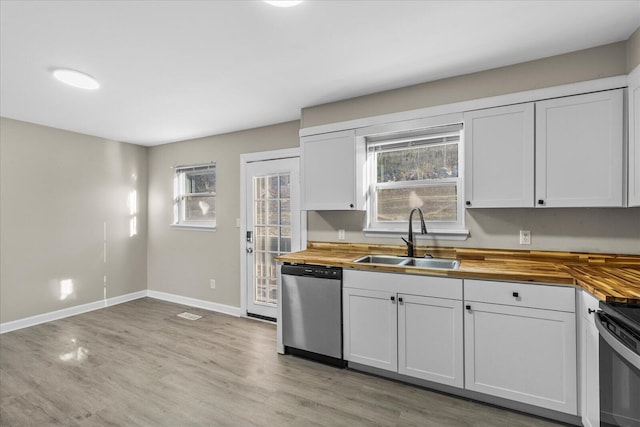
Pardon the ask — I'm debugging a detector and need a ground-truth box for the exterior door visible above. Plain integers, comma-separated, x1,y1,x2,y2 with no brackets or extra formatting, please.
245,157,300,319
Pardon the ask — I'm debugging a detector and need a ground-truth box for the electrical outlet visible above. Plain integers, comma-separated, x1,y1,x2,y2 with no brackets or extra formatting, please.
519,230,531,245
210,279,216,289
338,229,346,240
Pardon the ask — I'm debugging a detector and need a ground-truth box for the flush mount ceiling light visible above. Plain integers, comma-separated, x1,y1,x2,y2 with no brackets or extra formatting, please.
52,68,100,90
264,1,303,7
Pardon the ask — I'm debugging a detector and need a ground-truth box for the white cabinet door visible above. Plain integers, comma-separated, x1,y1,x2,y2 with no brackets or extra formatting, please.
343,287,397,372
628,67,640,206
300,129,364,211
398,294,464,387
535,89,624,207
464,104,534,208
580,291,600,427
464,301,577,415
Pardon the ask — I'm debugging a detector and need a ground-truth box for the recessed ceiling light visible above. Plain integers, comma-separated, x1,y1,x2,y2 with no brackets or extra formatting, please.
264,1,303,7
52,69,100,90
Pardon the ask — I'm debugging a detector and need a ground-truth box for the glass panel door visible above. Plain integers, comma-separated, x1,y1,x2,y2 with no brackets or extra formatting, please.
245,157,300,319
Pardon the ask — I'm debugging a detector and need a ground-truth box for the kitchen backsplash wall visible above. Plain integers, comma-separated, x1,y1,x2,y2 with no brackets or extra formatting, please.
306,208,640,254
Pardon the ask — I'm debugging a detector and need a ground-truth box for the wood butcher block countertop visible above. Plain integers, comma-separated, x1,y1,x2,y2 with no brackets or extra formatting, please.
276,242,640,304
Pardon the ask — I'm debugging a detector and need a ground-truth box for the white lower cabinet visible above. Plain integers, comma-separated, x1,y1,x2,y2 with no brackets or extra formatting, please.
580,291,600,427
463,279,577,415
343,287,398,371
343,270,464,388
398,293,464,387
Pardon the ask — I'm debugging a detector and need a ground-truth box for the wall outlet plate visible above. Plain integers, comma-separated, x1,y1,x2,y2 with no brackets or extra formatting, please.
520,230,531,245
210,279,216,289
338,229,346,240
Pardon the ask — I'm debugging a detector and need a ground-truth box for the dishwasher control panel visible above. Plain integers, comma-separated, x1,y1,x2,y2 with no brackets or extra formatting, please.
281,264,342,280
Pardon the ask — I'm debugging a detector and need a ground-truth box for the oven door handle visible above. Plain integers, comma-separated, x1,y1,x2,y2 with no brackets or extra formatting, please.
596,313,640,370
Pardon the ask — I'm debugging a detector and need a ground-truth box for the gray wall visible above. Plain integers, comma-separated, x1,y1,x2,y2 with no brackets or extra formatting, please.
0,118,148,323
303,41,640,255
146,121,299,307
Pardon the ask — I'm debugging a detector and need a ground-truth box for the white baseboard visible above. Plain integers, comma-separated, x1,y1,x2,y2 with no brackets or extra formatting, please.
146,290,242,317
1,290,242,334
0,290,147,334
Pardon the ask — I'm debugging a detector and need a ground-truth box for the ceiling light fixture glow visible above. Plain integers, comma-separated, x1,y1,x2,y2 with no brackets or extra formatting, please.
264,1,303,7
53,69,100,90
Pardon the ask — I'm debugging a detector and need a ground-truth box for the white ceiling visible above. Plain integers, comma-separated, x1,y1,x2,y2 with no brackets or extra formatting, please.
1,1,639,146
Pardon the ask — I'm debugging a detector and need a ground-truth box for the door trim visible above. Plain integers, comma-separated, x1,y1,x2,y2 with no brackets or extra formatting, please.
239,147,305,318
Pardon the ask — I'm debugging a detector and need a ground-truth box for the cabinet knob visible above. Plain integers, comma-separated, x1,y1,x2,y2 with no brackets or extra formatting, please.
538,199,544,205
466,201,471,206
512,292,519,298
465,305,471,311
390,296,395,302
349,203,354,208
398,297,403,304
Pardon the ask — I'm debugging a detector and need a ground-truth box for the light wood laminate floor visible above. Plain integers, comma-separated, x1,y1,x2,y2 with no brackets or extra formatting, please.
1,298,564,426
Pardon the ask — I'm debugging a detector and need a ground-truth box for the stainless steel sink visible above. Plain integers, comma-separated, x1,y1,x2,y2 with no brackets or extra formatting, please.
403,257,460,270
353,255,409,266
352,254,460,270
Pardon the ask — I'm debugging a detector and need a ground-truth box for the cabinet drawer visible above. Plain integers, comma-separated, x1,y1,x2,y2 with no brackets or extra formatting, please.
344,269,462,300
464,279,575,312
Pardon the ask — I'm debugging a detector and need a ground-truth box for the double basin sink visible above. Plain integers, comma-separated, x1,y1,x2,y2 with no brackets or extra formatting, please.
353,254,460,270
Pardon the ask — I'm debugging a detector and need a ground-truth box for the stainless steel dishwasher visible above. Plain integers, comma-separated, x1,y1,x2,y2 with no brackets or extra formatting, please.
281,263,345,367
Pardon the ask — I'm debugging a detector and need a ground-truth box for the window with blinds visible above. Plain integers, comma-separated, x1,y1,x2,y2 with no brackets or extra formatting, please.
366,124,464,232
173,163,216,229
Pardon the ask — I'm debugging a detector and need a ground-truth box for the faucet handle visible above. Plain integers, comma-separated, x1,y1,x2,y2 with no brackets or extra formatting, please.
401,237,411,245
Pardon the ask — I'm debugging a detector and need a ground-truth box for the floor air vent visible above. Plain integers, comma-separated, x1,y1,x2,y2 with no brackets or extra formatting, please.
176,312,202,320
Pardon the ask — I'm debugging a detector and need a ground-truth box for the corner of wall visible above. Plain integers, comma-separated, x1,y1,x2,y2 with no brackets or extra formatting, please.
627,26,640,72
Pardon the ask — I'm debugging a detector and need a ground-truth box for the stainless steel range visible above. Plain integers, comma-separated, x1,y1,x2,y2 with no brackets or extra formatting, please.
596,301,640,427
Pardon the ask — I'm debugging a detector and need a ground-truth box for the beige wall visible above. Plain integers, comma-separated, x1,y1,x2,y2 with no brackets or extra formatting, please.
0,118,148,323
301,42,628,129
146,121,299,307
302,41,640,255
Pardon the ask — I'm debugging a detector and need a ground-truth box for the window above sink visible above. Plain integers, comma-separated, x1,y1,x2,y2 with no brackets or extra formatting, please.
357,114,469,241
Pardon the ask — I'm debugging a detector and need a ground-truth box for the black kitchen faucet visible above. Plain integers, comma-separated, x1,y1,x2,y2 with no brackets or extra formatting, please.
401,208,428,258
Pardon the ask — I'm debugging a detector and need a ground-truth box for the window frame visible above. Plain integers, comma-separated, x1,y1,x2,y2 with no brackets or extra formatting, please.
362,121,468,239
172,162,217,230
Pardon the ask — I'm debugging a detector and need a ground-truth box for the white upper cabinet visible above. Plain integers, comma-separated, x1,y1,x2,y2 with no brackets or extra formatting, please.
628,66,640,207
464,104,535,208
535,89,624,207
300,129,365,211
